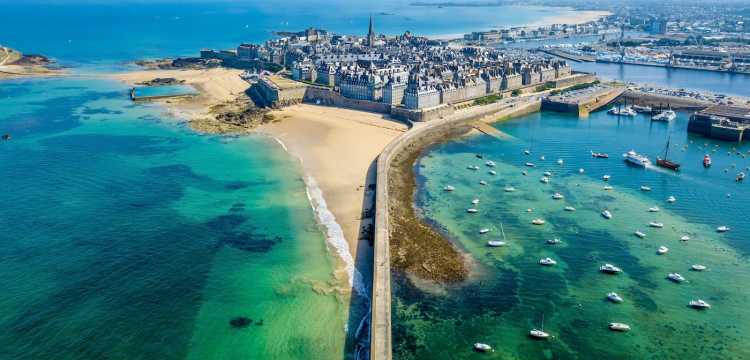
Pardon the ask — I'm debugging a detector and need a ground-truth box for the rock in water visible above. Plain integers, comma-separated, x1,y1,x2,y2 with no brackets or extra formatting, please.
230,317,253,328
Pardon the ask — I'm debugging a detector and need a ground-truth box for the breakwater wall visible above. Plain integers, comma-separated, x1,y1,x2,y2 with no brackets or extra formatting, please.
620,90,711,111
370,98,542,360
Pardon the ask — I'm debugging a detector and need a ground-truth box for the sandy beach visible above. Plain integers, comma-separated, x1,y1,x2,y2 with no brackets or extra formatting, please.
257,104,407,288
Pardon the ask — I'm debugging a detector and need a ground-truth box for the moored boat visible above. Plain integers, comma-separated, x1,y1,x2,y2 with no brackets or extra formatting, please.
634,231,646,238
703,154,712,167
641,186,651,191
652,109,677,122
600,263,622,274
547,238,562,245
473,343,493,352
564,206,576,212
648,206,660,212
689,299,711,309
552,192,564,200
487,240,507,247
531,218,545,225
592,152,609,159
657,246,669,255
608,323,631,332
479,228,490,234
467,208,479,213
649,222,664,228
601,210,613,219
539,257,557,266
607,292,624,303
540,177,549,184
667,273,686,283
667,196,676,203
691,264,707,271
716,226,730,233
504,186,516,192
443,185,455,192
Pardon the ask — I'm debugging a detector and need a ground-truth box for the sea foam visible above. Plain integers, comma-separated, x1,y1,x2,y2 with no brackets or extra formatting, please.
304,175,368,298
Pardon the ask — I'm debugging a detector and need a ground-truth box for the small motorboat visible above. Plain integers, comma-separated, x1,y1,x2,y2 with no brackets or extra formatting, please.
564,206,576,212
488,170,497,175
691,264,707,271
467,165,480,171
475,154,483,159
543,171,553,177
473,343,493,352
607,292,624,303
640,186,651,192
1,134,10,141
557,159,564,165
737,172,746,182
479,228,490,234
487,240,507,247
602,175,611,181
531,218,545,225
600,264,622,274
526,162,536,167
579,168,585,174
472,199,480,205
504,186,516,192
667,196,676,203
689,299,711,309
485,161,496,167
648,206,660,212
716,226,730,233
657,246,669,255
601,210,613,219
467,208,479,213
540,177,550,184
552,192,564,200
522,170,528,176
680,235,690,241
479,180,488,186
608,323,631,332
649,222,664,228
443,185,455,192
667,273,686,283
547,238,562,245
540,155,546,161
539,257,557,266
603,185,614,191
592,152,610,159
634,231,646,238
703,154,712,167
524,149,531,155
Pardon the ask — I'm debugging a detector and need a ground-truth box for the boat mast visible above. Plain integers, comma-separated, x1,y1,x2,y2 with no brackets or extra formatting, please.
664,135,671,159
500,222,506,241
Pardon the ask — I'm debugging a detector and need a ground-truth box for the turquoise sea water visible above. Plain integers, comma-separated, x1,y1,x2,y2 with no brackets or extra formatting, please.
0,78,349,359
394,110,750,359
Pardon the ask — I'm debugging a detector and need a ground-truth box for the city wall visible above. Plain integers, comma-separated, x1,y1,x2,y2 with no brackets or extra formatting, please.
370,98,542,360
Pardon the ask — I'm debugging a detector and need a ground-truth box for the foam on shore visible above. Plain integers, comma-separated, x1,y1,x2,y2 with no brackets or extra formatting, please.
268,134,368,298
304,174,368,298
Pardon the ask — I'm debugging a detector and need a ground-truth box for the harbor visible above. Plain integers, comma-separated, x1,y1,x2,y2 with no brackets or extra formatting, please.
392,108,750,359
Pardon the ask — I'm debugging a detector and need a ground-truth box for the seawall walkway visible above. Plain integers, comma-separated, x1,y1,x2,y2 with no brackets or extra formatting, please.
370,97,542,359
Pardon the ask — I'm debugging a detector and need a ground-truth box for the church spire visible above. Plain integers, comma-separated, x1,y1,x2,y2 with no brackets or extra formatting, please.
367,15,376,47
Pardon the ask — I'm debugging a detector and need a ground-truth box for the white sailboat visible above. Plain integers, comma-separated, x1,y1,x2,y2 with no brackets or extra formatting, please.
529,313,550,339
